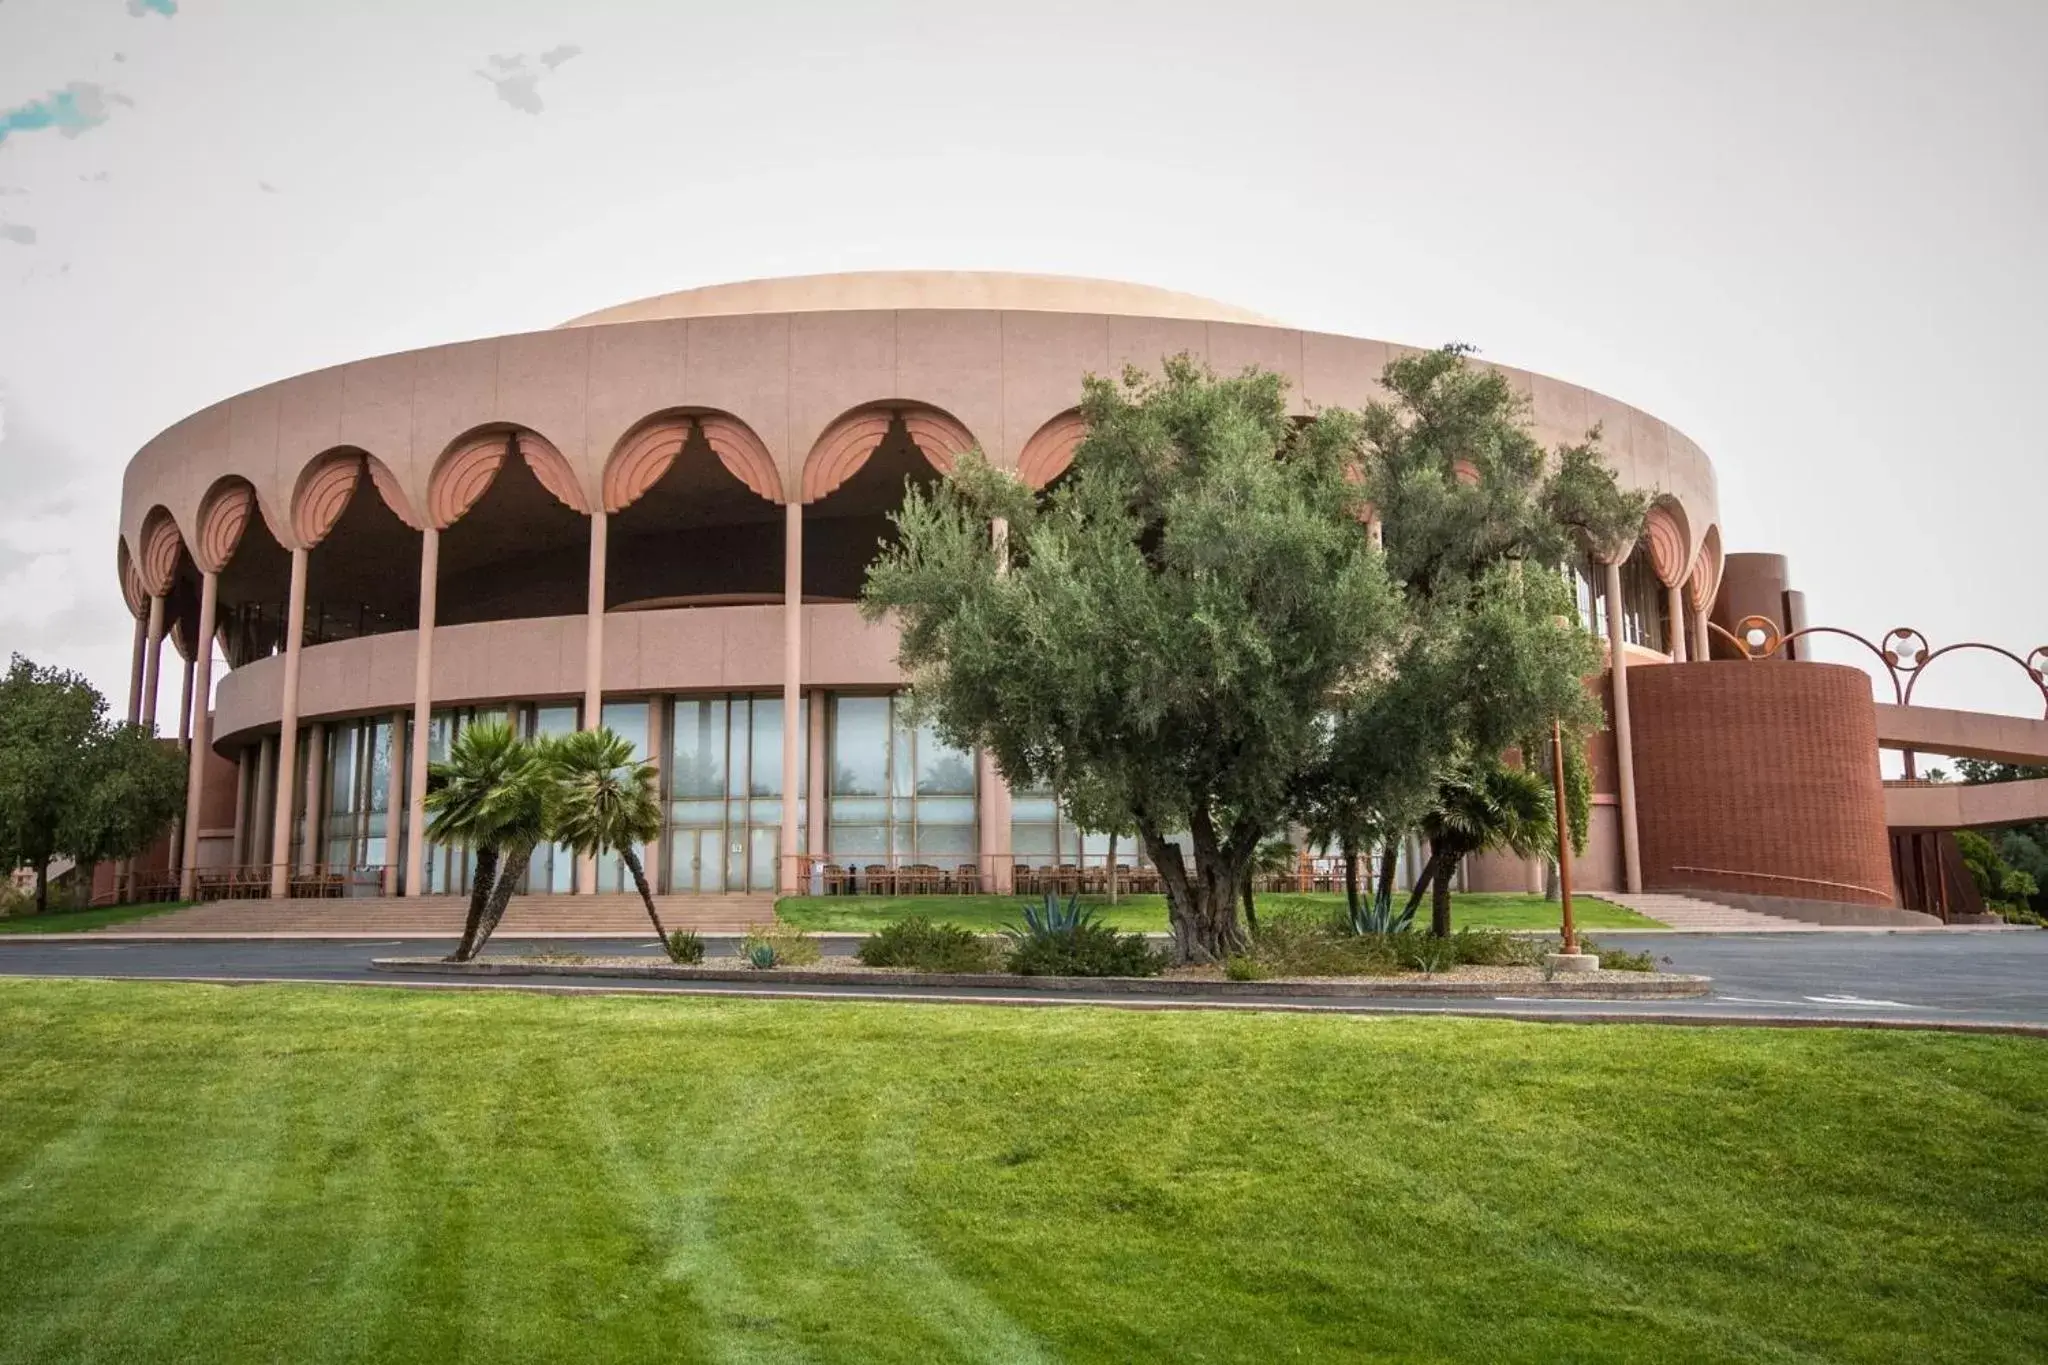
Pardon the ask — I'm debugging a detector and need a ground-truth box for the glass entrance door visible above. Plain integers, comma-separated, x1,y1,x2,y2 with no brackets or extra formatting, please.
668,825,725,893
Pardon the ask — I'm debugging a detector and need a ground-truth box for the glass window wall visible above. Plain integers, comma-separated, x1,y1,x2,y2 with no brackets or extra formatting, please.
827,694,976,870
319,715,396,879
665,694,805,894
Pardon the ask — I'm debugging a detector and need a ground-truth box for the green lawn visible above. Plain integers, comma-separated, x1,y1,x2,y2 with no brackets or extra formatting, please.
0,900,192,935
776,889,1661,933
0,981,2041,1363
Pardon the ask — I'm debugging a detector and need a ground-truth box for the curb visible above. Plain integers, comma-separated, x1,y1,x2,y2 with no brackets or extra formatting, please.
368,957,1713,1000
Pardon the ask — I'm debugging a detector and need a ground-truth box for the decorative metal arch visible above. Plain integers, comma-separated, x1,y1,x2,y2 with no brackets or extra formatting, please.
1712,614,2048,718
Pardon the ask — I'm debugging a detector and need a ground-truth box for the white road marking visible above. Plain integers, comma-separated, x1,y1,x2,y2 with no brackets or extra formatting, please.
1802,994,1922,1010
1719,995,1809,1006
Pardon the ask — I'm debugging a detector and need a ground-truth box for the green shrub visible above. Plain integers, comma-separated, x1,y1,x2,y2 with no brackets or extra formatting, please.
1247,911,1401,977
737,924,820,969
663,929,705,965
1447,927,1540,967
1578,937,1657,972
858,916,1001,973
1223,953,1266,981
1007,921,1167,978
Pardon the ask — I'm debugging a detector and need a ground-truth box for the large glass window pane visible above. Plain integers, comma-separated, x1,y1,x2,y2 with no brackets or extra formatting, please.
670,697,727,798
831,696,889,795
601,700,650,759
916,721,975,795
750,698,783,798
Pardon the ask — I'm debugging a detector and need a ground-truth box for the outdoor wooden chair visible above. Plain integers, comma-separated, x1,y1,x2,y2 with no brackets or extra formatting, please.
862,863,894,895
821,862,849,895
1053,864,1081,896
952,863,980,894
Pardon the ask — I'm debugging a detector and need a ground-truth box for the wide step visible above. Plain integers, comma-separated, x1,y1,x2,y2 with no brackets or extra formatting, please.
1602,892,1813,932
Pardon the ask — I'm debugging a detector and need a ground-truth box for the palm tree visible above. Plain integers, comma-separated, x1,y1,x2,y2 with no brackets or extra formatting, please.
1405,760,1554,938
423,720,525,962
466,735,564,957
551,728,671,953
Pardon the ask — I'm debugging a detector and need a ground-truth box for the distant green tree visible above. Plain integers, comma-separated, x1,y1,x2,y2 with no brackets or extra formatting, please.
865,357,1402,962
0,655,184,912
1333,346,1643,929
1407,760,1556,937
552,728,672,952
423,721,530,961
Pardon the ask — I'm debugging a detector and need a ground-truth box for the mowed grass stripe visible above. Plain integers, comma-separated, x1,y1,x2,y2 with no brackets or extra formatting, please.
0,979,2041,1364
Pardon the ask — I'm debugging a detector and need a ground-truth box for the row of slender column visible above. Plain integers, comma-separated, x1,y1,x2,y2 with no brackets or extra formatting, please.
176,500,1678,901
198,497,812,898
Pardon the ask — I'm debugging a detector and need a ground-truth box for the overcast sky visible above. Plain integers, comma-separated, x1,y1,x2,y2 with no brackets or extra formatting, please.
1,0,2043,735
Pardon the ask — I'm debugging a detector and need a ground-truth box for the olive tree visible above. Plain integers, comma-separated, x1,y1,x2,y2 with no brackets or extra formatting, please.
864,357,1400,962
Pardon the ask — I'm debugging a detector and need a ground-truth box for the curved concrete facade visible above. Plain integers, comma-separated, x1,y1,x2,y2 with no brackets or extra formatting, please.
115,271,1730,902
119,270,1720,573
1627,662,1897,907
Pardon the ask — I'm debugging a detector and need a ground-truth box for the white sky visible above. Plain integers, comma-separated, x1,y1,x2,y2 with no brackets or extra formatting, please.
1,0,2043,737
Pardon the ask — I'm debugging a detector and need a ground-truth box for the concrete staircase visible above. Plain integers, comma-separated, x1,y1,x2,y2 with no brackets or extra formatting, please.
1601,891,1815,932
91,893,780,937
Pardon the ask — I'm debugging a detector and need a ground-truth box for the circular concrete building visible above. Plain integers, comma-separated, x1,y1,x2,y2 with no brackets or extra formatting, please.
118,271,1731,905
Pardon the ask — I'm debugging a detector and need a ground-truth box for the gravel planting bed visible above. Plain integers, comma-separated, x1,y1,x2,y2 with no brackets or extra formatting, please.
370,954,1711,999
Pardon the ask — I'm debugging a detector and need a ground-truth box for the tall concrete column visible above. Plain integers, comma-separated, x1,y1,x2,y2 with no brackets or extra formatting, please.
268,547,309,897
806,691,827,876
178,570,220,898
1665,582,1688,663
252,734,276,868
139,594,166,732
381,710,405,894
1693,600,1710,662
780,501,803,892
175,656,195,750
1603,558,1643,893
404,528,439,897
299,722,325,874
230,744,251,868
125,611,147,725
579,510,607,895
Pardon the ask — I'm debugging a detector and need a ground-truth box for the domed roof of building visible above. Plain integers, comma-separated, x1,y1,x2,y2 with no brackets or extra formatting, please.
557,270,1281,329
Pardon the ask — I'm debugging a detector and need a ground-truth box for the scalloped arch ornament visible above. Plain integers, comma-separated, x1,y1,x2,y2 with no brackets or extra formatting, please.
1018,410,1088,489
138,510,182,597
195,480,255,573
292,452,362,548
1686,524,1724,612
604,413,782,512
1644,501,1690,588
429,429,589,529
801,405,976,503
116,540,146,619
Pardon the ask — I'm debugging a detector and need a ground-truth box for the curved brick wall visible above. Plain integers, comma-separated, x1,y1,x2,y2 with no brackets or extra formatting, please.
1627,661,1895,906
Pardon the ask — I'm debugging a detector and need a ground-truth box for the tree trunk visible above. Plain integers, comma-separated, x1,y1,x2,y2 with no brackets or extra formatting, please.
1140,821,1244,964
1402,843,1445,924
621,845,671,952
1241,876,1258,937
1106,833,1118,905
1430,860,1454,939
1343,837,1361,921
34,862,48,915
1374,841,1399,920
448,844,500,962
470,839,538,960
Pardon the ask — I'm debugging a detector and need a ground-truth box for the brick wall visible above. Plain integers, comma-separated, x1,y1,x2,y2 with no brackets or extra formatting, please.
1627,661,1895,906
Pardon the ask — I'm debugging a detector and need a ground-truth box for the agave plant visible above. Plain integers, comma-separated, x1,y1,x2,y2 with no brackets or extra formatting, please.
1004,891,1096,944
747,943,778,969
1347,885,1416,936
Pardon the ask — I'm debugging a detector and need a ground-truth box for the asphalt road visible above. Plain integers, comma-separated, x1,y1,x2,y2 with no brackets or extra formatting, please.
2,931,2045,1032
